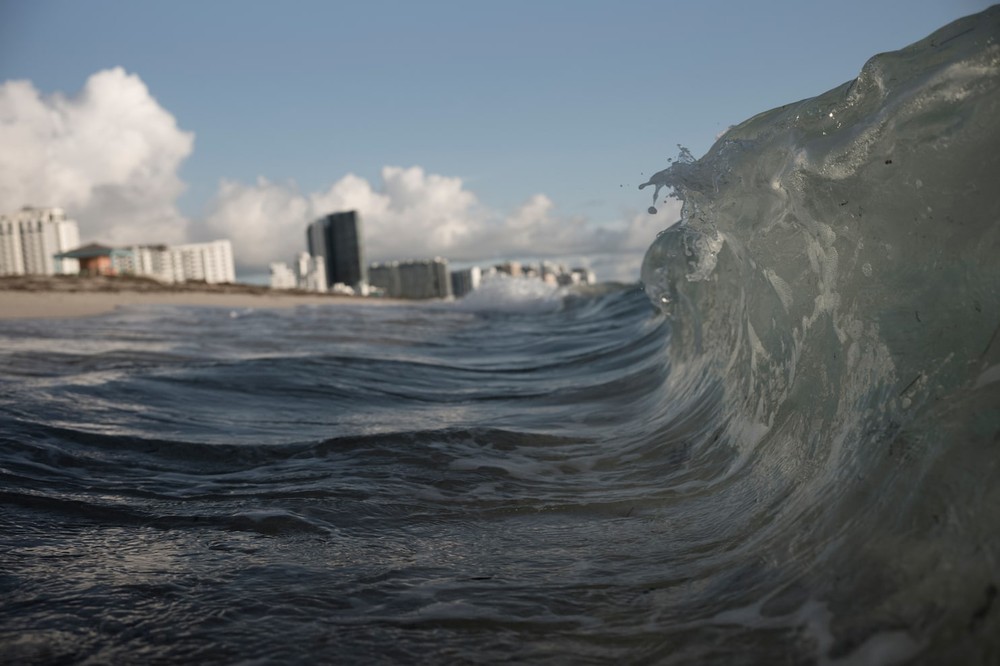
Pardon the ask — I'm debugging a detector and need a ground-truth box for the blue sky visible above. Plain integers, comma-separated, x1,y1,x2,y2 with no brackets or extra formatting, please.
0,0,990,279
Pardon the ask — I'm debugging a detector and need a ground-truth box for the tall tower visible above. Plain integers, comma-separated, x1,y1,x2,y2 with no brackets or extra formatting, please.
306,211,366,290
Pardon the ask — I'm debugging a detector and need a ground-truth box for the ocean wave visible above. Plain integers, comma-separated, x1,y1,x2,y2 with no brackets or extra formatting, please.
640,7,1000,662
1,8,998,665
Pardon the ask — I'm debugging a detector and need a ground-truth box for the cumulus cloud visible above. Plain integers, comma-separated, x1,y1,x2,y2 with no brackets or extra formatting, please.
311,166,482,260
0,67,193,244
2,68,680,281
200,165,681,278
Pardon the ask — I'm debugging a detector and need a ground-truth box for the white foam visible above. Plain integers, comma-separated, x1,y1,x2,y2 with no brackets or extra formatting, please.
712,597,922,666
452,275,564,314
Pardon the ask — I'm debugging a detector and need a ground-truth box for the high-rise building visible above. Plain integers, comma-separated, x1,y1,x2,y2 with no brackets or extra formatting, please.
307,211,366,290
0,207,80,276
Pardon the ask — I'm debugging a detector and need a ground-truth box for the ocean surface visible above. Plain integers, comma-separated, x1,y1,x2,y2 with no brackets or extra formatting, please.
2,8,999,665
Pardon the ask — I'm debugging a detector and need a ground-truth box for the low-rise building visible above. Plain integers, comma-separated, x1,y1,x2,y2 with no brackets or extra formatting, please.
56,243,131,275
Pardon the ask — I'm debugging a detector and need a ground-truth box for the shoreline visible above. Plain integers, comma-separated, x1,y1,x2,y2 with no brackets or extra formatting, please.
0,290,408,320
0,277,409,320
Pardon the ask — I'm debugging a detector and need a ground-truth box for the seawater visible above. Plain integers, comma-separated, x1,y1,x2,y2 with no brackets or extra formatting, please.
2,8,999,665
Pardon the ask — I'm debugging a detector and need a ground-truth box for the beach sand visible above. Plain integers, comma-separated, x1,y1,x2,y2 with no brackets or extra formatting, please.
0,290,402,320
0,276,407,320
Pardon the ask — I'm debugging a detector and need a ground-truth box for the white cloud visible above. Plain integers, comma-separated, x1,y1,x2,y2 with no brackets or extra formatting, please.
314,166,483,261
0,67,194,245
201,165,682,279
2,68,681,281
198,177,311,265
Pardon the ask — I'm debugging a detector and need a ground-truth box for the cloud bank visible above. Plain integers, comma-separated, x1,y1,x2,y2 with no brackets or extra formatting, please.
0,67,193,245
1,69,679,281
199,167,679,279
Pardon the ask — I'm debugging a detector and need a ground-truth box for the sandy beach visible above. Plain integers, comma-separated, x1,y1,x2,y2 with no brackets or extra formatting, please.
0,276,405,320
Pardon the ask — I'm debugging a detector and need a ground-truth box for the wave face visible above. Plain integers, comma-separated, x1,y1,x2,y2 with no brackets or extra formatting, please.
1,9,998,666
640,6,1000,663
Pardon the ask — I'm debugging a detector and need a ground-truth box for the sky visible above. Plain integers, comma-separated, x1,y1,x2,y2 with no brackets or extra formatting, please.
0,0,990,282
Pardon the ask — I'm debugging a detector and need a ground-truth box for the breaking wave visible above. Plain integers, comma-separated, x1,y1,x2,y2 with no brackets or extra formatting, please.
639,6,1000,663
0,7,997,665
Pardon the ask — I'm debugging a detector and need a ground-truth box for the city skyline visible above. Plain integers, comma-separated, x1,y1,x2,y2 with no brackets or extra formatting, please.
0,1,987,282
272,209,595,299
0,201,594,295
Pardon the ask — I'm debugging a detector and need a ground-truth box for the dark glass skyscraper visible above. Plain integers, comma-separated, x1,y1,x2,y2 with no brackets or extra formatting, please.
306,211,367,290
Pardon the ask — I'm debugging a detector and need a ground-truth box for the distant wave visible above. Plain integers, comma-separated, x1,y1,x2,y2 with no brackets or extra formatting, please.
450,274,566,313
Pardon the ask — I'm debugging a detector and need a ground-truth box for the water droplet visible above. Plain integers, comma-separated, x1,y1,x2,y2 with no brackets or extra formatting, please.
648,206,657,215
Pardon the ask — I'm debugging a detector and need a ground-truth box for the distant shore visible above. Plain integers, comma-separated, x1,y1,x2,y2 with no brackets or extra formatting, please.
0,275,405,320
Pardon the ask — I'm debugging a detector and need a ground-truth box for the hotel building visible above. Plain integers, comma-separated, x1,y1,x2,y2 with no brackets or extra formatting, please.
0,207,80,276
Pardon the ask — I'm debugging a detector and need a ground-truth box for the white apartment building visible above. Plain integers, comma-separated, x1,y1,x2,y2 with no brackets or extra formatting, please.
269,261,297,290
115,240,236,284
269,253,327,292
171,240,236,284
295,252,327,292
0,207,80,276
114,245,166,279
